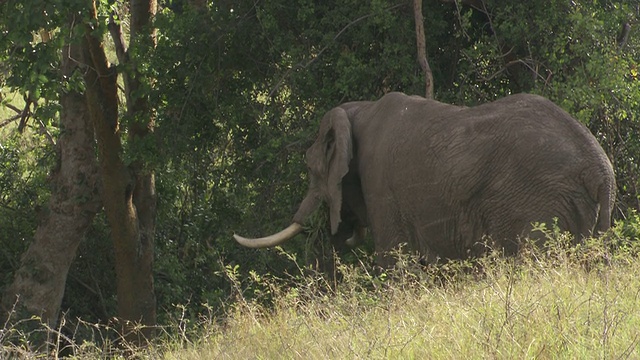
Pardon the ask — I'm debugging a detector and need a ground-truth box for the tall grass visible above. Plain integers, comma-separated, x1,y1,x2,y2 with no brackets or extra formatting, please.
161,237,640,360
3,234,640,359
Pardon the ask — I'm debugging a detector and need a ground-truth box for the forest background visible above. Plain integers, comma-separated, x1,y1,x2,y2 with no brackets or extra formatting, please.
1,0,639,347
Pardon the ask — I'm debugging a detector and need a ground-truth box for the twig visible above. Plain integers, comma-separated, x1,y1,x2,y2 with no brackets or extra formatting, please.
37,118,55,146
17,94,33,133
0,114,21,128
4,102,22,114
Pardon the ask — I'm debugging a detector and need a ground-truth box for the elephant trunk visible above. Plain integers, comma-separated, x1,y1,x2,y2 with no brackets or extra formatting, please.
233,192,320,248
293,190,321,224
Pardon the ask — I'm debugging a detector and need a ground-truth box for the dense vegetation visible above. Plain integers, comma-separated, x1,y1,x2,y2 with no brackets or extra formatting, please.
1,0,639,356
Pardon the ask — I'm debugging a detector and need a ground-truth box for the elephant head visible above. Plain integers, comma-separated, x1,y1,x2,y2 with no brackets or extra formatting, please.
234,106,367,248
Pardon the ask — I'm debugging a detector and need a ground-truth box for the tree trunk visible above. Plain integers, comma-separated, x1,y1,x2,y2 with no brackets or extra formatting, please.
1,42,101,328
413,0,434,98
127,0,158,283
81,0,157,343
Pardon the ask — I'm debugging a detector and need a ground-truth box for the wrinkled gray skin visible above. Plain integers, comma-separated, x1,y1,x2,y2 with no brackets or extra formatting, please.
236,92,616,267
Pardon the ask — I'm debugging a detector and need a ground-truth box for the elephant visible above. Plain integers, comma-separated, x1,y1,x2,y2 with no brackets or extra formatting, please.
234,92,616,266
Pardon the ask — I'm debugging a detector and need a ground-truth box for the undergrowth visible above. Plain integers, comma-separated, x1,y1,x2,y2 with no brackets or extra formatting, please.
3,227,640,359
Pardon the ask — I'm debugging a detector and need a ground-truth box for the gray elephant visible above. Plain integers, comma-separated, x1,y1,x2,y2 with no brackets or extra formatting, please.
234,92,616,266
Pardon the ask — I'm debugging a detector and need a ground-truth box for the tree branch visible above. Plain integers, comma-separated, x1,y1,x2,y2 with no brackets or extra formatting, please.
108,11,128,65
3,102,22,115
17,94,33,133
413,0,433,98
617,22,631,50
0,114,21,128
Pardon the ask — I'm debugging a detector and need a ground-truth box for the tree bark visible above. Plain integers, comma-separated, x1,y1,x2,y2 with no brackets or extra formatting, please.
81,0,157,343
1,42,101,328
413,0,434,98
126,0,158,339
127,1,158,267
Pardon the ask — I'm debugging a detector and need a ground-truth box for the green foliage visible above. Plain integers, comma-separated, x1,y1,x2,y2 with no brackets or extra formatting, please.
1,0,640,350
61,213,118,324
0,132,50,287
145,0,428,317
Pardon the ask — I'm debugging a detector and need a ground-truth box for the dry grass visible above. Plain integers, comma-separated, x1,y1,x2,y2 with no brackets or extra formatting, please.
160,237,640,360
4,235,640,359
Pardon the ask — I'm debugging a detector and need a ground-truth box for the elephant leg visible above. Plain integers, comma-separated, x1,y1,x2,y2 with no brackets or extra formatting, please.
365,207,407,267
366,199,429,268
567,196,600,241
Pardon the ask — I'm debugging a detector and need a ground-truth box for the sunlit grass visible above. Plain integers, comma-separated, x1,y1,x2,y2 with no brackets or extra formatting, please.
162,243,640,359
3,234,640,359
160,234,640,359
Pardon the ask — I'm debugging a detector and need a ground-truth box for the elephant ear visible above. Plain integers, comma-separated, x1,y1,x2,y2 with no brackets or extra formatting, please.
308,107,353,235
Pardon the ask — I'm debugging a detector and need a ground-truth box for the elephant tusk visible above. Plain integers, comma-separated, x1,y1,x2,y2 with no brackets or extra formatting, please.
345,226,367,248
233,223,304,248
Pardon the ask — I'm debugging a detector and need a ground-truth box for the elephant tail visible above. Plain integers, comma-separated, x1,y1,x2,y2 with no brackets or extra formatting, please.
593,179,615,235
